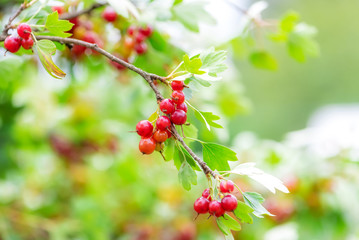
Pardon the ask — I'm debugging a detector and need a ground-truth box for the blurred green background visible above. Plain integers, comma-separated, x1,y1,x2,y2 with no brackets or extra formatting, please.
0,0,359,239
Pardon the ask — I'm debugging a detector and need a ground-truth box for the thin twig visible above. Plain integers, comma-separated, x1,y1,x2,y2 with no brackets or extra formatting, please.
59,3,107,20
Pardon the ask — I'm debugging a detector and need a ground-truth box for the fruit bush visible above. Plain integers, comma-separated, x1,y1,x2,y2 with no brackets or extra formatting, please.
0,0,319,239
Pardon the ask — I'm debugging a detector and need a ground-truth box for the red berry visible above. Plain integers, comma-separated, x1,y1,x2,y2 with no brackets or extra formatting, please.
176,102,187,113
170,109,187,125
194,197,210,214
136,120,153,137
127,26,136,36
135,33,146,43
171,80,184,91
135,42,147,55
153,130,168,143
220,180,235,193
139,25,153,37
156,116,171,130
52,6,64,14
160,99,175,115
221,194,238,211
202,188,212,201
17,23,31,39
4,36,21,53
165,129,172,138
102,7,117,22
139,137,156,154
21,37,34,50
171,91,185,104
209,201,225,217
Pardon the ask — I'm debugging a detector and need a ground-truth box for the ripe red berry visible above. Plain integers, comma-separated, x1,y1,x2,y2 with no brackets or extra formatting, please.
171,80,184,91
4,36,21,53
166,129,172,138
127,26,136,36
135,33,146,43
153,130,168,143
171,91,185,104
136,120,153,137
221,194,238,211
21,37,34,50
139,137,156,154
176,102,187,113
156,116,171,130
209,201,225,217
139,25,153,37
135,42,147,55
160,99,175,115
102,7,117,22
17,23,31,39
194,197,210,214
220,180,235,193
170,109,187,125
52,6,64,14
202,188,212,201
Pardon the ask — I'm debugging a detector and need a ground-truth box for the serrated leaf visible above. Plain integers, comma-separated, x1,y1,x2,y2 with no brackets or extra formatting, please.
233,201,254,224
231,163,289,194
178,161,197,191
172,2,216,32
243,192,273,218
202,142,237,171
222,214,242,231
199,47,227,77
196,111,223,129
187,76,212,87
35,40,66,79
45,11,74,38
249,51,278,70
187,102,222,130
183,54,205,75
108,0,139,19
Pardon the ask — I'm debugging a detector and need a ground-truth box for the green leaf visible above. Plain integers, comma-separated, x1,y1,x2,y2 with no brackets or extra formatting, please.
202,142,237,171
35,40,66,79
280,11,300,32
233,201,254,224
287,23,319,62
182,124,198,141
199,47,227,77
187,102,222,130
188,75,212,87
216,217,231,236
45,11,74,38
178,161,197,191
172,2,216,32
249,51,278,70
242,192,273,218
221,214,242,231
196,111,223,129
183,54,205,75
147,110,159,122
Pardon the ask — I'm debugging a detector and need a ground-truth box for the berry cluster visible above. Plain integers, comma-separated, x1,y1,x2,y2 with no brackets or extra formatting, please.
194,180,238,217
4,23,34,53
136,80,187,154
126,25,153,55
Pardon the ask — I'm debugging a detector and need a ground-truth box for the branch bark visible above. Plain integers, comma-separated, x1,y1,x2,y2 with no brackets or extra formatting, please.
59,3,107,20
